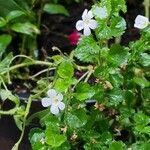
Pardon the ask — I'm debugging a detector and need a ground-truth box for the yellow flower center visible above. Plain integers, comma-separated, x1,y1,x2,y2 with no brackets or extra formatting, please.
53,97,59,105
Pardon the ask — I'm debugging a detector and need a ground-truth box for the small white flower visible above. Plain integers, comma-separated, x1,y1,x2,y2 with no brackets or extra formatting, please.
76,9,97,36
134,15,149,29
41,89,65,115
93,6,108,19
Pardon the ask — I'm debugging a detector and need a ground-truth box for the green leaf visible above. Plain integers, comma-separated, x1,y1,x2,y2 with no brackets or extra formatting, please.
11,22,40,36
29,128,47,150
108,44,128,67
140,126,150,135
0,89,12,101
51,55,64,65
133,77,150,88
111,0,127,14
95,16,126,40
43,4,69,16
0,53,13,73
94,65,110,79
95,20,111,40
75,36,100,63
0,17,6,27
66,109,88,128
109,73,123,87
45,126,66,147
131,142,150,150
26,109,49,126
14,114,23,131
139,53,150,67
92,0,111,19
109,141,124,150
74,82,95,101
57,60,74,79
134,112,150,126
107,88,125,106
54,78,72,92
6,10,25,21
0,34,12,57
40,114,59,127
110,16,126,37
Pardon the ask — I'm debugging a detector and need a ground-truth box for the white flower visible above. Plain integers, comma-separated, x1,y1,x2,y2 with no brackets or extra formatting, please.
134,15,149,29
93,6,108,19
41,89,65,115
76,9,97,36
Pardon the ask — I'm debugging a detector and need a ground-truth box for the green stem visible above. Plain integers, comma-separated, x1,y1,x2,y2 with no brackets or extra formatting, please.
11,87,48,150
30,67,56,79
2,60,53,75
11,96,33,150
0,107,18,115
20,36,26,55
144,0,150,18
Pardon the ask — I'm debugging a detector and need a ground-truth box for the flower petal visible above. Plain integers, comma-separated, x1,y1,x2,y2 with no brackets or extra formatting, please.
58,102,65,110
41,97,52,107
82,9,88,20
134,15,149,29
83,26,91,36
57,93,63,101
89,19,97,29
47,89,57,98
76,20,84,31
87,10,93,19
50,105,59,115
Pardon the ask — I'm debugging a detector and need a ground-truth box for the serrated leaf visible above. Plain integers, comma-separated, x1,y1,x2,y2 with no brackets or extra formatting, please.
134,112,150,126
54,78,72,92
110,16,126,37
74,82,95,101
43,4,69,16
45,126,66,147
108,88,125,106
66,109,88,128
57,60,74,79
75,36,100,63
108,44,128,67
29,128,46,150
111,0,127,14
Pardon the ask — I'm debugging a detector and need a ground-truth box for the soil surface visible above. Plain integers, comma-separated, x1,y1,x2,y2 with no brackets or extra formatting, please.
0,0,145,149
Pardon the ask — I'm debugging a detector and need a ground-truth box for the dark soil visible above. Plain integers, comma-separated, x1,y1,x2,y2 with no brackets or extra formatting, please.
0,0,145,149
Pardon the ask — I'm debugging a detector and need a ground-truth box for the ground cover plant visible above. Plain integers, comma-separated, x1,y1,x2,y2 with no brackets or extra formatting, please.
0,0,150,150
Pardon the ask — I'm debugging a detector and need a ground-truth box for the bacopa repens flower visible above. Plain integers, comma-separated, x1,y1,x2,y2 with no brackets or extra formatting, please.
76,9,97,36
134,15,149,29
41,89,65,115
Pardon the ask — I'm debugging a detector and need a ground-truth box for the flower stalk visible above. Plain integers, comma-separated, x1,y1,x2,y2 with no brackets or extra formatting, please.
144,0,150,19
